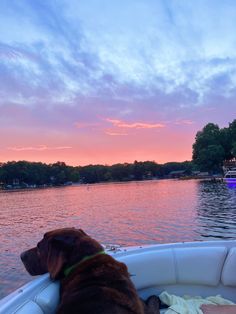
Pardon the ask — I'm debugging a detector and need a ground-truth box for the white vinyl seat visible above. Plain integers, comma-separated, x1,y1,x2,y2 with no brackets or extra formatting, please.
13,301,43,314
174,246,227,286
34,282,59,313
119,246,228,289
221,247,236,286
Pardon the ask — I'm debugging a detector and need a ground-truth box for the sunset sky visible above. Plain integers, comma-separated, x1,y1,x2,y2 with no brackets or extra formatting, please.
0,0,236,166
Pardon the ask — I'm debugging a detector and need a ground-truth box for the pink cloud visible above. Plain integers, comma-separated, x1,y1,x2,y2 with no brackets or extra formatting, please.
7,145,72,151
105,130,128,136
105,118,165,129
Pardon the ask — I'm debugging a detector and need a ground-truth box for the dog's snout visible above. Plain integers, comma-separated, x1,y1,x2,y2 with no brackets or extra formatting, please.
20,251,28,262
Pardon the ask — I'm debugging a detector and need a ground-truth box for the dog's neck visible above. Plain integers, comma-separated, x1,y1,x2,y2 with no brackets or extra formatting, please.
63,250,106,277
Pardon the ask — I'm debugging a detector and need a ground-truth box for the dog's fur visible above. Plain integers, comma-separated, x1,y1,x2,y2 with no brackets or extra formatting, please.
21,228,160,314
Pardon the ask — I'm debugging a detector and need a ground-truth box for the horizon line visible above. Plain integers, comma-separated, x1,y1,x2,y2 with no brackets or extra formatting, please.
0,158,193,168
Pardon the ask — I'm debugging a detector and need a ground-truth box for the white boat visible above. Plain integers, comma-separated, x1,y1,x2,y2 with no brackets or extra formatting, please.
224,170,236,183
1,240,236,313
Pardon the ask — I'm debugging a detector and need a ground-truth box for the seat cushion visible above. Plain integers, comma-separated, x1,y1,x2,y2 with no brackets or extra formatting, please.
221,247,236,286
13,301,44,314
174,246,227,286
34,282,60,313
119,249,176,289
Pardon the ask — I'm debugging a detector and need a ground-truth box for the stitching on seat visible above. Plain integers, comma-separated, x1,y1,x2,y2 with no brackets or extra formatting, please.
214,247,228,285
13,300,43,314
222,248,236,284
222,248,234,274
172,248,178,283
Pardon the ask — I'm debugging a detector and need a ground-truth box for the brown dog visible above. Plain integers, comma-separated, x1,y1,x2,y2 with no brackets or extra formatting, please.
21,228,160,314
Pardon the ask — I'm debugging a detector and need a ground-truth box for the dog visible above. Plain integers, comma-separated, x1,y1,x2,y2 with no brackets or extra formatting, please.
21,228,160,314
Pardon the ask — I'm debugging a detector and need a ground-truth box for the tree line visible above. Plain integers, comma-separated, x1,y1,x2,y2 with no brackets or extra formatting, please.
0,161,80,187
0,160,194,187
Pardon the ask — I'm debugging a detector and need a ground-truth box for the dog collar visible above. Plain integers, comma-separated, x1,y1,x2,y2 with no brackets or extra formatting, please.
64,251,106,277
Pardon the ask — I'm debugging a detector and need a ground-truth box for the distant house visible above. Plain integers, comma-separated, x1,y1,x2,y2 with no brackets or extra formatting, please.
168,170,186,178
12,178,20,186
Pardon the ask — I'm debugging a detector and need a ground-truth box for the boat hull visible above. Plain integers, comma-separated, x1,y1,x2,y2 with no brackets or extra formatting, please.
1,240,236,313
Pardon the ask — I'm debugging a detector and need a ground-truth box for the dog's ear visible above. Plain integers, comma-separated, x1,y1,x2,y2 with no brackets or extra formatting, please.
47,236,75,280
47,248,66,280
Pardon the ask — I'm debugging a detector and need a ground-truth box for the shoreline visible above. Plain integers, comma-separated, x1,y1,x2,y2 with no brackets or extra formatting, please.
0,176,224,192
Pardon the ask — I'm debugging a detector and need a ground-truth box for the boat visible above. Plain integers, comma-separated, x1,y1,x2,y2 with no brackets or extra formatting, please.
0,240,236,313
224,169,236,183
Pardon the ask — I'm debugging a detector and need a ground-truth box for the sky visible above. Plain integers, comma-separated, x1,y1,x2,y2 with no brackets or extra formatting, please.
0,0,236,166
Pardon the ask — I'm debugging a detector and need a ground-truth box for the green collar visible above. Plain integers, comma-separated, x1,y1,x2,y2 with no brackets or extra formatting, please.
64,251,106,277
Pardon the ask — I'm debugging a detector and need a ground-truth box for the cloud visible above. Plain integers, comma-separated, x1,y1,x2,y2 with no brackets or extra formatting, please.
7,145,72,151
105,130,128,136
0,0,236,111
105,118,165,129
65,0,236,104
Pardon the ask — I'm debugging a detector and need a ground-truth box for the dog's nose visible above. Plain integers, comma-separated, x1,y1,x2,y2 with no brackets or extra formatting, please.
20,251,28,262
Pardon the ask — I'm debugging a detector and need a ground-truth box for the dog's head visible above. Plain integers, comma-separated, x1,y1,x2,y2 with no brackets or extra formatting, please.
20,228,104,280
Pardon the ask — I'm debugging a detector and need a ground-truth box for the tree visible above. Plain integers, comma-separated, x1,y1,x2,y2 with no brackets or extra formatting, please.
232,142,236,158
194,145,225,172
229,120,236,140
219,127,232,160
110,163,132,181
192,123,226,173
192,120,236,172
228,120,236,159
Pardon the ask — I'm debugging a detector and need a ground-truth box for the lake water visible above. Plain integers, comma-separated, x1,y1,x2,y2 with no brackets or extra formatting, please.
1,179,236,299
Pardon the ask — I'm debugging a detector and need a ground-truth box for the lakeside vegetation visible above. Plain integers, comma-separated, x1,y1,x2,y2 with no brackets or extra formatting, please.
193,119,236,172
0,160,193,187
0,119,235,188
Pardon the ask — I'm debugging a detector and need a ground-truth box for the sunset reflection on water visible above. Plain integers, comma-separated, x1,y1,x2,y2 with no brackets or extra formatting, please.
0,179,236,298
